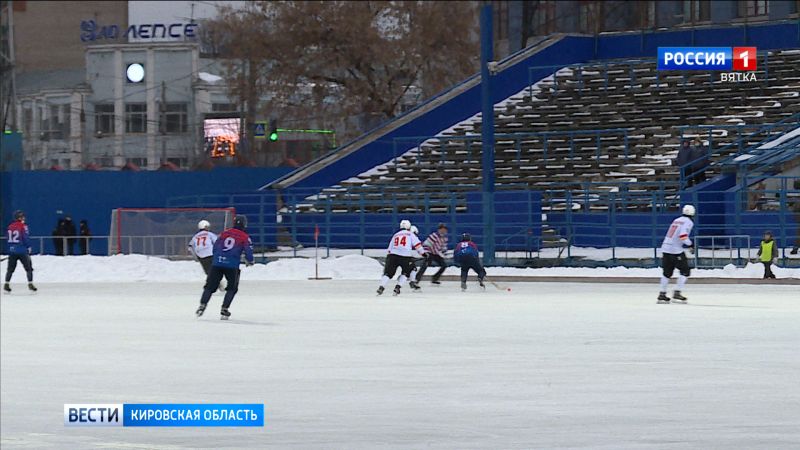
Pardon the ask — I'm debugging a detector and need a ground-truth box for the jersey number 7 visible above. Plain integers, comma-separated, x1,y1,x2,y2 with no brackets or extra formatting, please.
667,224,678,238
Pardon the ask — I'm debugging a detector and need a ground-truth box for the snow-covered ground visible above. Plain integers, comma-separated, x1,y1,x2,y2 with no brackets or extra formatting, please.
2,281,798,449
2,254,799,283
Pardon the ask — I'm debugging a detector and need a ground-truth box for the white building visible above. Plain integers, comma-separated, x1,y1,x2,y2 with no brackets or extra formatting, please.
16,42,235,170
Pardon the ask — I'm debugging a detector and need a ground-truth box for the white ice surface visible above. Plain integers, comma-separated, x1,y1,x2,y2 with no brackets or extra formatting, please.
1,281,799,449
2,254,798,284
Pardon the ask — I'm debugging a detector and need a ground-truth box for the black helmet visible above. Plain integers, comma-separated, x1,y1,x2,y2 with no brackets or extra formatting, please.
14,210,25,221
461,232,471,242
233,215,248,230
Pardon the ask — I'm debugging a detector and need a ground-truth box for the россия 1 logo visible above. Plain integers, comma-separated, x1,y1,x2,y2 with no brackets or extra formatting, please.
657,46,758,82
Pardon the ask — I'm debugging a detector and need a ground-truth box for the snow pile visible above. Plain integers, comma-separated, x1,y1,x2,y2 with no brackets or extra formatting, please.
198,72,222,83
2,255,798,283
757,126,800,149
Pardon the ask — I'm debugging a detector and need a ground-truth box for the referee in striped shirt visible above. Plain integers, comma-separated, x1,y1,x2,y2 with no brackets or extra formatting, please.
415,223,449,284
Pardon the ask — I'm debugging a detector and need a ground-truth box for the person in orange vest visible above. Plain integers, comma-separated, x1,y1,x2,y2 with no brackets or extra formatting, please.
757,231,778,279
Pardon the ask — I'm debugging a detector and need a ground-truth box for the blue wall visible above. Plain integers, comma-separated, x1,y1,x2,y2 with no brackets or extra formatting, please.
0,168,293,254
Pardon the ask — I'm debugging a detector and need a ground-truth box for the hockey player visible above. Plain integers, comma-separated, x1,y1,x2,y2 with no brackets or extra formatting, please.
415,223,449,285
188,220,218,275
195,215,254,320
454,233,486,291
658,205,695,304
4,210,37,293
377,219,425,296
407,225,422,291
188,220,225,291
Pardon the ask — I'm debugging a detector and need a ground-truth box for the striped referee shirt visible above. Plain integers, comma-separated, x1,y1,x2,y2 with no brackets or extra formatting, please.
423,231,448,256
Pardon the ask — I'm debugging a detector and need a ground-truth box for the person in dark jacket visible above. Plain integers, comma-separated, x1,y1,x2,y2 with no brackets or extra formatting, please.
79,220,92,255
676,139,694,186
52,218,66,256
690,137,708,185
63,216,77,255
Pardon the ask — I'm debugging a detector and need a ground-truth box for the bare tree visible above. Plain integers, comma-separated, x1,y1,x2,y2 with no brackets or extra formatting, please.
207,1,479,142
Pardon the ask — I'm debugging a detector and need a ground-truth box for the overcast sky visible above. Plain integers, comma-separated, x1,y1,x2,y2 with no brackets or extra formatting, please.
128,1,246,42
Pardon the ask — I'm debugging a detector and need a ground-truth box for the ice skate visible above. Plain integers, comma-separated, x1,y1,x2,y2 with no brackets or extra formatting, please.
28,283,37,292
431,280,441,285
3,283,10,293
220,307,231,320
392,285,401,296
461,281,467,291
409,281,421,291
657,292,670,304
478,278,485,290
672,291,687,303
195,304,206,317
376,286,384,296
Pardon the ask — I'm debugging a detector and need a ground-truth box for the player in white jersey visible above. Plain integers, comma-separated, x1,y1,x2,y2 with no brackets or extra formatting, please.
188,220,224,291
377,220,425,296
658,205,695,303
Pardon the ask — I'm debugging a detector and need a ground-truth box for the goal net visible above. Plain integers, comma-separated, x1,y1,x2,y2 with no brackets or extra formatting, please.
109,207,236,256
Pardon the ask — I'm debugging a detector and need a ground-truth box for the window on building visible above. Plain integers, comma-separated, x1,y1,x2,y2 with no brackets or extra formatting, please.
95,104,115,134
126,157,147,168
95,157,113,168
533,0,557,35
62,104,71,139
37,105,45,133
682,0,711,23
162,103,188,133
494,1,509,42
49,104,64,139
738,0,768,17
167,157,188,168
125,103,147,133
639,1,657,28
22,106,32,136
211,103,237,113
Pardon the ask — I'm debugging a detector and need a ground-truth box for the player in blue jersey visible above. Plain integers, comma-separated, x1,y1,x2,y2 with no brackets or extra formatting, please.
4,210,37,293
195,215,254,320
453,233,485,291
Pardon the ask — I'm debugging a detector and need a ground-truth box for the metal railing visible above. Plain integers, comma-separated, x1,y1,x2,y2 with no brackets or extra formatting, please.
679,113,800,188
0,235,196,258
693,235,752,268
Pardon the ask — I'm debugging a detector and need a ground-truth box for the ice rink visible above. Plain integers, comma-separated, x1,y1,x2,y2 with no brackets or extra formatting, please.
2,280,799,449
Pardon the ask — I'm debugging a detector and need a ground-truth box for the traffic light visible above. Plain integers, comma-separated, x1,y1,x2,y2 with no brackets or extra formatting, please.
269,119,278,141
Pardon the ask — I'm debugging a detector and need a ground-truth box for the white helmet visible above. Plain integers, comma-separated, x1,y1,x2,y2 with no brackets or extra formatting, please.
400,219,411,230
410,225,419,235
197,220,211,230
682,205,696,216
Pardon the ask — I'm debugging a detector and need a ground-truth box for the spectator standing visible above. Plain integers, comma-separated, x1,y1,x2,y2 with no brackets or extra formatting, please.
676,139,693,186
79,220,92,255
52,218,66,256
690,137,708,185
63,216,77,255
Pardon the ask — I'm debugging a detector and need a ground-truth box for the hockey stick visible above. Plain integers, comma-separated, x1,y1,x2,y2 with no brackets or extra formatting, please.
483,276,511,292
0,256,7,262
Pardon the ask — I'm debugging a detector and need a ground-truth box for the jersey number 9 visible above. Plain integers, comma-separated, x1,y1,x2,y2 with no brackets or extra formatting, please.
222,237,236,251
